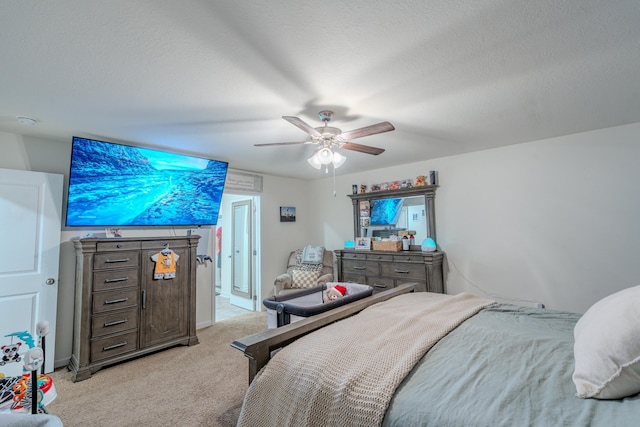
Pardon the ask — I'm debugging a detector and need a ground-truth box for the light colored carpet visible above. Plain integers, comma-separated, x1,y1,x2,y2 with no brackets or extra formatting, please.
47,312,267,426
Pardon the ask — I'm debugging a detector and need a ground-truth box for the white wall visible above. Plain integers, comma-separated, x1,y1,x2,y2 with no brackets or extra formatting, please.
256,174,321,297
311,122,640,313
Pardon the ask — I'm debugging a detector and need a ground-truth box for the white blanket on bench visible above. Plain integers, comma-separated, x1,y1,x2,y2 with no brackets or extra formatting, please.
238,292,494,427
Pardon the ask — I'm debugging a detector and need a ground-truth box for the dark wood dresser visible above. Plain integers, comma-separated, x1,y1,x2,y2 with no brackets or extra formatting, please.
335,249,444,294
69,236,199,381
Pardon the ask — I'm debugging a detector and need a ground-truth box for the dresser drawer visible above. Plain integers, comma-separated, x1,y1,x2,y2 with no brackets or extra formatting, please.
94,251,139,270
341,251,368,261
96,241,140,252
92,308,138,338
392,254,424,263
368,276,395,293
90,330,138,362
380,262,426,280
92,289,138,314
93,268,139,292
367,253,393,262
342,273,367,285
342,260,379,276
141,239,188,250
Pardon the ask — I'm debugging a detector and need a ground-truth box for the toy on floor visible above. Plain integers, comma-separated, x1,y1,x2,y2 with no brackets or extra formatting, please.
323,284,347,303
0,320,56,415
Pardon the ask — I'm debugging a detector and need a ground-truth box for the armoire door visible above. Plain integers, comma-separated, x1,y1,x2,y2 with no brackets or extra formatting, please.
140,245,189,348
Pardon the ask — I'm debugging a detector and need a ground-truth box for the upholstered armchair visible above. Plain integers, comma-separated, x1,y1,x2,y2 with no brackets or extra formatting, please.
274,247,336,295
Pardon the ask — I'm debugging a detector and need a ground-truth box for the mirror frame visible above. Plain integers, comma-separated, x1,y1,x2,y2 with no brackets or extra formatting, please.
348,185,438,250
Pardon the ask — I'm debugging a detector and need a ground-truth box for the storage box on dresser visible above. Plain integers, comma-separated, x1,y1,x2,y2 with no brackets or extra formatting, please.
69,236,200,382
335,249,444,294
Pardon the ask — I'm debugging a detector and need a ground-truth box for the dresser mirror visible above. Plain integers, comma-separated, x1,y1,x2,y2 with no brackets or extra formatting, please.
348,186,437,250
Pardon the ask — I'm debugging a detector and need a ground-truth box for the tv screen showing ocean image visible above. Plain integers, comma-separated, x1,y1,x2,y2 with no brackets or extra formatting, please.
370,198,404,225
66,137,228,226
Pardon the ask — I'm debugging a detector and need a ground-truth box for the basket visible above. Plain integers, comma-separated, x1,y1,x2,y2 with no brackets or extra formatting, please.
372,240,402,252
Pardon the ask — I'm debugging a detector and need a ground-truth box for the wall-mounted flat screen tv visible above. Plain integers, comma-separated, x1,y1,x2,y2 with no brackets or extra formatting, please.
370,198,404,225
66,136,228,227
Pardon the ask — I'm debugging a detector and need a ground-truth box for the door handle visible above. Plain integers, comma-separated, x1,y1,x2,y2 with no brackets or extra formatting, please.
45,278,56,285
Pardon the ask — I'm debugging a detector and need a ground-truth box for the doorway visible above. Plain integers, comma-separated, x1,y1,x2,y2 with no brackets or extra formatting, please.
214,193,260,321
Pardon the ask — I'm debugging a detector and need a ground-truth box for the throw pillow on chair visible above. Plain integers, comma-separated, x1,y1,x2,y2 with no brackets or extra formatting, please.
291,270,320,288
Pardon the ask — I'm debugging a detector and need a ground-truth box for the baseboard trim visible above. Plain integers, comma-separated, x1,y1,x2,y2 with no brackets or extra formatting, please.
55,356,70,370
197,320,213,330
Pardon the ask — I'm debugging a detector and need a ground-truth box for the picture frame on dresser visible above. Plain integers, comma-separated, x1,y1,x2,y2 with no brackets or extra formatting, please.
355,237,371,250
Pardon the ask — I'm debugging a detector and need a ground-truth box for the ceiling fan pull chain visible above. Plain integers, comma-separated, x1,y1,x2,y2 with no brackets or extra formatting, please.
333,165,337,197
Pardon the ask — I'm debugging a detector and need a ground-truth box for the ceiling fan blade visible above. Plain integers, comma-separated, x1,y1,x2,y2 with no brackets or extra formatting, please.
340,121,395,140
341,142,385,155
283,116,322,137
254,141,310,147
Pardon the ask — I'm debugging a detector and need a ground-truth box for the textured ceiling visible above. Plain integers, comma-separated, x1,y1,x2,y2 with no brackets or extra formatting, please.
1,0,639,180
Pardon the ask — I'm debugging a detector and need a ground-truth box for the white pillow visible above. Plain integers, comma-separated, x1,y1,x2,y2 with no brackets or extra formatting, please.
572,285,640,399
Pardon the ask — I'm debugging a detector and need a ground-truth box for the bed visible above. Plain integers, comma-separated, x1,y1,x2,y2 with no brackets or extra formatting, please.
231,283,640,426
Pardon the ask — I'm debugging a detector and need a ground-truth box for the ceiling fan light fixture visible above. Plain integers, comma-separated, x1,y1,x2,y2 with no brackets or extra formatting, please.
317,147,333,165
332,150,346,168
307,149,322,169
257,110,394,173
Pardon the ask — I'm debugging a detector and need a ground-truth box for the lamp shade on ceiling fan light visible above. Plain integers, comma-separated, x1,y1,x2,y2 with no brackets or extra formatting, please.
307,149,322,169
317,147,334,165
332,150,346,168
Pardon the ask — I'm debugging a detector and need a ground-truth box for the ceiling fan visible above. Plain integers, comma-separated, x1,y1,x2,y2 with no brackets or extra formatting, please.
254,110,394,170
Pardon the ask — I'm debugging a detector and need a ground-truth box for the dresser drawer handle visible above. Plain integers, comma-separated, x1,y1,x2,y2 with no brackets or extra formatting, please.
373,283,388,288
104,277,129,283
104,319,128,327
105,258,130,263
104,297,128,305
394,269,411,274
103,342,127,351
352,266,366,270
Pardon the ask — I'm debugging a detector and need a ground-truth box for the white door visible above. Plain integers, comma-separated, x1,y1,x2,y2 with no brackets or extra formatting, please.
0,168,62,376
230,199,254,310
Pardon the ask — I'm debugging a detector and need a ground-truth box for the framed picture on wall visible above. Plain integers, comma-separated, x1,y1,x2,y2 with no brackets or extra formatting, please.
280,206,296,222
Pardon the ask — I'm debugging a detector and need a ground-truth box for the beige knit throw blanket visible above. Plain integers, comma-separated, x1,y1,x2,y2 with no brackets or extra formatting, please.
237,292,494,427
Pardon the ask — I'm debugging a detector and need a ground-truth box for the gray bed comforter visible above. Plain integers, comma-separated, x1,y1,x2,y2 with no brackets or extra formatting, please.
383,304,640,426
